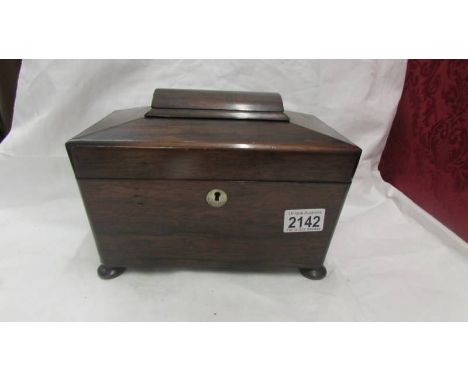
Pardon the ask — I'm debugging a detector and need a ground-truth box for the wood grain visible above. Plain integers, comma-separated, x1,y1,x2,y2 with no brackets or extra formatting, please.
66,90,362,275
78,179,350,269
67,108,361,182
145,107,289,121
151,88,284,112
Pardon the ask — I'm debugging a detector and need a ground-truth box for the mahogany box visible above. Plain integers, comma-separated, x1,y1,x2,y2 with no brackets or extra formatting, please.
66,89,361,280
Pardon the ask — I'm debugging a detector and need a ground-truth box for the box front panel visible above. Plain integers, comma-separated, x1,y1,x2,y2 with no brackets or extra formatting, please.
78,179,350,269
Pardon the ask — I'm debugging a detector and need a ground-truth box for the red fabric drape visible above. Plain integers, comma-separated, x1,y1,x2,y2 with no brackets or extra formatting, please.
379,59,467,241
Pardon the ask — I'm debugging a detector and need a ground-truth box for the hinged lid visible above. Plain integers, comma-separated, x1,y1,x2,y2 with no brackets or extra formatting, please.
66,89,361,183
145,89,289,121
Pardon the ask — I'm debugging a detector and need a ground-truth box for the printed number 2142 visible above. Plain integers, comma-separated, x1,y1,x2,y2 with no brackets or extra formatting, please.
288,215,320,229
283,209,325,233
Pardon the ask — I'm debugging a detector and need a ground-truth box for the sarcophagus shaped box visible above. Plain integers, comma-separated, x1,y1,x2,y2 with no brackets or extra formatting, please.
66,89,361,280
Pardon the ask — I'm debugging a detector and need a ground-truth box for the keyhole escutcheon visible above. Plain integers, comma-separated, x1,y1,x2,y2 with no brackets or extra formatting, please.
206,189,228,208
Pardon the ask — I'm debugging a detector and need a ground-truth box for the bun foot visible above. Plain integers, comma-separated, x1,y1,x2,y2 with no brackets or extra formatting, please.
299,265,327,280
97,264,126,280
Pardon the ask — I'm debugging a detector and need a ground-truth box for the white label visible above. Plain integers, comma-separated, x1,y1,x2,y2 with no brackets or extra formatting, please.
283,209,325,233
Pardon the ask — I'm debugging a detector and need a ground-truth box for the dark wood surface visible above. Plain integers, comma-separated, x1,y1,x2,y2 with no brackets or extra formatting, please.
72,107,148,140
69,146,358,183
151,88,284,112
145,108,289,121
67,108,361,182
66,89,362,275
286,111,356,145
78,179,349,269
71,108,358,154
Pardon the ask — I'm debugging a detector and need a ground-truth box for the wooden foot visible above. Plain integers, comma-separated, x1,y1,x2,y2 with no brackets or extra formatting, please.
97,264,126,280
299,265,327,280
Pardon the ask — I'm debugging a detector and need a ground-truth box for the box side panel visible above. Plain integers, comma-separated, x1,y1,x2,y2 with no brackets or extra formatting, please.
78,179,350,269
70,146,360,183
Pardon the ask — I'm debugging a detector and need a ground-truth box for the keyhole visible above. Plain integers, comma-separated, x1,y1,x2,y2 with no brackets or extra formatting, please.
206,189,227,207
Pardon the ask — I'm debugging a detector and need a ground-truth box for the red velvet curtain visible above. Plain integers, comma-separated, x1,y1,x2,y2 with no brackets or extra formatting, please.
379,59,467,241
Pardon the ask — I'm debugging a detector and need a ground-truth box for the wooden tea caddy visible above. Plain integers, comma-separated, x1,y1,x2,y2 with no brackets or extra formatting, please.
66,89,361,280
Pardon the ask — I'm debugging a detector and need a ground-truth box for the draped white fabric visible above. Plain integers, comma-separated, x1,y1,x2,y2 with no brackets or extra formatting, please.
1,60,467,321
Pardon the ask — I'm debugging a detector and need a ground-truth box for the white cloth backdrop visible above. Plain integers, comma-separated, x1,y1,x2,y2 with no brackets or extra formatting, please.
1,60,467,321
